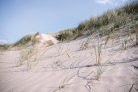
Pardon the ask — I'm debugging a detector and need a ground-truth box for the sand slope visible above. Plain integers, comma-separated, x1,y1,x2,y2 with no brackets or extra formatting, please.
0,35,138,92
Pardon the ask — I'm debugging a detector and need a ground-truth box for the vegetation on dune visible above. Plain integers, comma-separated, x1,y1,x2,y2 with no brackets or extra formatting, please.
13,32,40,47
0,34,33,50
56,1,138,41
0,44,10,50
1,1,138,49
13,35,33,46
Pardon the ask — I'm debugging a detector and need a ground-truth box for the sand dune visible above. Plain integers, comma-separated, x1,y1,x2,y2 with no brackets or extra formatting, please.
0,34,138,92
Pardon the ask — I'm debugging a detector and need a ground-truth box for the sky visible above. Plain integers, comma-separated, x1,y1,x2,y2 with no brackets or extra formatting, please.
0,0,129,43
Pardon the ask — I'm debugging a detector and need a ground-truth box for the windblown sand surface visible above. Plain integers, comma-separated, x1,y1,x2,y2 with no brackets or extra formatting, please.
0,35,138,92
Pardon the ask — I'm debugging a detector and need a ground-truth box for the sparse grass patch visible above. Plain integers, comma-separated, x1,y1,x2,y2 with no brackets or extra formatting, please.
80,40,89,50
53,75,75,92
17,45,39,70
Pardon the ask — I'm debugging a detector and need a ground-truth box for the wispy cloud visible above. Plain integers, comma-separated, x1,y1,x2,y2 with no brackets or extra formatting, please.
95,0,128,5
95,0,113,4
0,39,8,44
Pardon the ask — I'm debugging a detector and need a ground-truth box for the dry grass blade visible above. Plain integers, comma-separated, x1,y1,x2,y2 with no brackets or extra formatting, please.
53,75,76,92
129,84,134,92
95,66,104,80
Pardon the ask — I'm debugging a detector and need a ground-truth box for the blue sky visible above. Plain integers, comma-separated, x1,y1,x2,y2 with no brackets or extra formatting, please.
0,0,129,43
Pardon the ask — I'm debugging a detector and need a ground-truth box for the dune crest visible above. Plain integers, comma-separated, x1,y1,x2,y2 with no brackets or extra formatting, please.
13,32,58,47
33,32,58,45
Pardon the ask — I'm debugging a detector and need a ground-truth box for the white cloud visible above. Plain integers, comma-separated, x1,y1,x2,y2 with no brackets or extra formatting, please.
95,0,128,5
95,0,112,4
0,39,8,44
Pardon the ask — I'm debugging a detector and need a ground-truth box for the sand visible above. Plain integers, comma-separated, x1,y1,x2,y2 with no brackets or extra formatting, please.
0,35,138,92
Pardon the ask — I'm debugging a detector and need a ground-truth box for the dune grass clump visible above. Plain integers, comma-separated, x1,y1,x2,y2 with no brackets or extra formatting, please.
93,36,103,65
13,35,33,46
56,30,73,41
94,44,102,65
17,46,39,70
56,28,83,41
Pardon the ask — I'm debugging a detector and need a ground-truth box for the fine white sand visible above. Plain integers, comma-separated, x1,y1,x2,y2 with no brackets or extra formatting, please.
0,35,138,92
